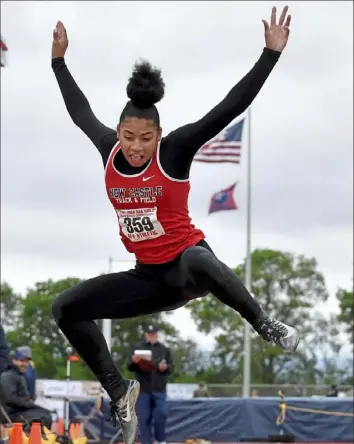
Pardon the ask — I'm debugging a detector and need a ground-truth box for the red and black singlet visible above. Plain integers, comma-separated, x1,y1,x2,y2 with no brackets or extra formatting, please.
105,141,204,263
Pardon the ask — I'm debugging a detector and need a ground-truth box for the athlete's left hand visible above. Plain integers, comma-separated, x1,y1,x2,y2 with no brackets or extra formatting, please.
262,6,291,52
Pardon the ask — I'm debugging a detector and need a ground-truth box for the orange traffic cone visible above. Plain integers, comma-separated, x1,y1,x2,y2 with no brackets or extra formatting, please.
69,423,76,440
10,423,23,444
71,422,81,439
56,419,64,436
75,423,82,438
28,423,41,444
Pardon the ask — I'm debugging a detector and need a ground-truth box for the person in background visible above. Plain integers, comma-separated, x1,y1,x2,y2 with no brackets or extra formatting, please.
326,384,338,397
16,346,37,400
128,326,172,444
251,389,259,398
0,325,9,374
0,350,52,429
193,383,210,398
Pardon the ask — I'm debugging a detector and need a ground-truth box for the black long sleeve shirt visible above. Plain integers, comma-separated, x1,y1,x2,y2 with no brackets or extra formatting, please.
52,48,280,180
0,366,34,413
127,340,173,393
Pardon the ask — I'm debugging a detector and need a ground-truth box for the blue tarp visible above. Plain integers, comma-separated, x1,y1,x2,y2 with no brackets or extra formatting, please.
70,397,354,442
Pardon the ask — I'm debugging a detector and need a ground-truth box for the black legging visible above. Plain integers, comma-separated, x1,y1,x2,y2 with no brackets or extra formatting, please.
52,240,261,401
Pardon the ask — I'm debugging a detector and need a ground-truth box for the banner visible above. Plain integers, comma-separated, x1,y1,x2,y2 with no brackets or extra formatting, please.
36,379,197,400
37,379,84,398
167,383,198,399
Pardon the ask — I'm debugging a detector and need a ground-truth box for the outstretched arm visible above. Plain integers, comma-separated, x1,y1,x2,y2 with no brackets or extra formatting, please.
51,21,116,162
167,47,280,151
162,6,291,176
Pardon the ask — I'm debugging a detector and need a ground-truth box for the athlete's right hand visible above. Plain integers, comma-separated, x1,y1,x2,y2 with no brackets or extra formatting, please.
52,20,68,59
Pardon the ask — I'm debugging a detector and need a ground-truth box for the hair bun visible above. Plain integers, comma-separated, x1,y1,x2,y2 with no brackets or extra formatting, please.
126,60,165,109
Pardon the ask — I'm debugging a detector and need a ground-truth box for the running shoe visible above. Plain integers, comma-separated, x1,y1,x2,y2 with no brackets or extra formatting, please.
109,379,140,444
257,316,300,352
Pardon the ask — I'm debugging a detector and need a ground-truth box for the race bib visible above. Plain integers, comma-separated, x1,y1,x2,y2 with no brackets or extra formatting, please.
116,207,165,242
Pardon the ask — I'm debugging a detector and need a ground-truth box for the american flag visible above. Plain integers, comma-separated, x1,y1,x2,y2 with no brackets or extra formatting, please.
194,119,244,164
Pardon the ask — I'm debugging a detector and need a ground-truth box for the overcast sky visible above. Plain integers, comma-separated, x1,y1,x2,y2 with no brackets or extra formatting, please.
1,1,353,347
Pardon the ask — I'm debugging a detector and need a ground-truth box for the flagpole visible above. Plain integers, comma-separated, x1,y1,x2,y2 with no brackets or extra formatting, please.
242,107,252,397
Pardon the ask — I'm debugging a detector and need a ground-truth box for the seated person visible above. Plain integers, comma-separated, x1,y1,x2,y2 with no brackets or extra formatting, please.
0,350,52,429
193,383,210,398
16,346,37,400
326,384,338,397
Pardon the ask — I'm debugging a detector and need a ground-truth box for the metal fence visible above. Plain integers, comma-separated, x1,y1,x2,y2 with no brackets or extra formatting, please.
205,384,353,397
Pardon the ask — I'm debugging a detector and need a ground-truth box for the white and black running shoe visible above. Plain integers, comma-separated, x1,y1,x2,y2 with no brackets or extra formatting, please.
108,380,140,444
257,317,300,353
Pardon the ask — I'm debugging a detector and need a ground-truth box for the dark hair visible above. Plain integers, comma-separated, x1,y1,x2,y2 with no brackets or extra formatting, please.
119,59,165,126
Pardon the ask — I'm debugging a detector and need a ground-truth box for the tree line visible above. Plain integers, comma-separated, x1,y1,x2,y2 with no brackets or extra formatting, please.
1,248,353,386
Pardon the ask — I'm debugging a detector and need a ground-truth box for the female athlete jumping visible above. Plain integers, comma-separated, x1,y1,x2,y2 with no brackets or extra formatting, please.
51,6,297,444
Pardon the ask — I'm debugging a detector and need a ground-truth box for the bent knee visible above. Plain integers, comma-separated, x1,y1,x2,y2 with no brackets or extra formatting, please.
52,290,74,326
180,246,216,273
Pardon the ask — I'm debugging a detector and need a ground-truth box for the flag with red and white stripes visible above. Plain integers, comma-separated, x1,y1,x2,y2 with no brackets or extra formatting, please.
194,119,244,164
